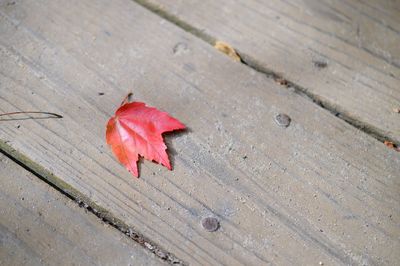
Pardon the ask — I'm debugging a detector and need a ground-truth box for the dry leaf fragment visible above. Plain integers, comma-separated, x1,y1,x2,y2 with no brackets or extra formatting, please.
393,108,400,113
214,41,241,62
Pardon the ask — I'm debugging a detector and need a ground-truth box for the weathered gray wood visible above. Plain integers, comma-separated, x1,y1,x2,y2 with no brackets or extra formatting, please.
145,0,400,144
0,0,399,265
0,153,162,266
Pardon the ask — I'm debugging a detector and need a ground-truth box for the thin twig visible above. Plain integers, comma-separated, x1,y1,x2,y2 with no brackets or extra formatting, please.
0,111,63,118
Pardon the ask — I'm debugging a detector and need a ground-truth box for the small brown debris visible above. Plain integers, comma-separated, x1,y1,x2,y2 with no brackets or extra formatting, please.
384,141,400,152
393,108,400,113
214,41,241,62
275,77,289,86
384,141,395,149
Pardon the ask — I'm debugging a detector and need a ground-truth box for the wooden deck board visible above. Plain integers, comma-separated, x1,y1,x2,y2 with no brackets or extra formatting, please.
0,153,163,266
145,0,400,144
0,0,399,265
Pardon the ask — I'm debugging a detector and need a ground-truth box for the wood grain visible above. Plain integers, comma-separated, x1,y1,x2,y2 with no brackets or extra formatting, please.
0,0,399,264
0,153,162,266
145,0,400,144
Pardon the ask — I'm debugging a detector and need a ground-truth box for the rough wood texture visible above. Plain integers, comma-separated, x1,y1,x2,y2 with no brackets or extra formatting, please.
145,0,400,144
0,0,399,265
0,153,162,266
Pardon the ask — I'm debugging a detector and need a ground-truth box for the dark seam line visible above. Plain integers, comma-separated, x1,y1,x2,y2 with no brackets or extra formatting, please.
131,0,399,147
0,38,221,264
0,145,186,265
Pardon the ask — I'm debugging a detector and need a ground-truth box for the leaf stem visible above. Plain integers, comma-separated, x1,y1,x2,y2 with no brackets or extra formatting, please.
120,92,133,106
0,111,63,118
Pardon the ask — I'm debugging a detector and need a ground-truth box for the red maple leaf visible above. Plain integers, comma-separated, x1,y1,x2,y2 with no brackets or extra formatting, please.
106,94,185,177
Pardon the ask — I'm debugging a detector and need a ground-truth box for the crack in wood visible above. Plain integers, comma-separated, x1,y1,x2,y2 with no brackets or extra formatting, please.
132,0,399,147
0,140,186,266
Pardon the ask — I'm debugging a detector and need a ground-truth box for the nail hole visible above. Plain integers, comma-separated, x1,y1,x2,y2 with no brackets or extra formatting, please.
274,113,291,127
201,217,220,232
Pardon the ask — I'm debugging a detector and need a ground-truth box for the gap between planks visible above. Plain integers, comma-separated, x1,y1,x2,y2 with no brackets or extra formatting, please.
0,143,186,266
0,0,396,264
132,0,399,147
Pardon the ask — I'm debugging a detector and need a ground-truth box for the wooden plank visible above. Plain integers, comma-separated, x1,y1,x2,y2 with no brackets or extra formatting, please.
0,0,399,265
144,0,400,144
0,153,163,266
